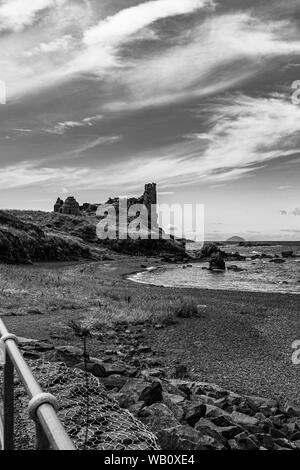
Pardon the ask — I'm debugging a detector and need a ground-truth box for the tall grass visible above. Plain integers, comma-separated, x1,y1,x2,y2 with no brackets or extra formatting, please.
0,262,202,334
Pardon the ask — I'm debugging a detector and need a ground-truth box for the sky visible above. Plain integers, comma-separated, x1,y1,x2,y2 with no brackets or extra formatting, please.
0,0,300,240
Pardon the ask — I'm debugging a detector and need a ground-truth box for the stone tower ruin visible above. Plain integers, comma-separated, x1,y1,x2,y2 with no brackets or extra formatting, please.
143,183,157,210
54,196,81,216
142,183,158,233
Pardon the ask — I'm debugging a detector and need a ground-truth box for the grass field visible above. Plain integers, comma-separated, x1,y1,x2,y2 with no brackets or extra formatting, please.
0,256,200,338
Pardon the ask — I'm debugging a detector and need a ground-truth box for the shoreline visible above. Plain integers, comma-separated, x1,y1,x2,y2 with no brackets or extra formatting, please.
127,263,300,297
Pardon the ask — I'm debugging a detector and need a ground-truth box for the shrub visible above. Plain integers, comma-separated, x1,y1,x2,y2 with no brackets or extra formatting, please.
174,298,199,318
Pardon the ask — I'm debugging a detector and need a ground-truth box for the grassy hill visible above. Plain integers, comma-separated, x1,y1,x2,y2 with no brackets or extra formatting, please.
0,210,187,264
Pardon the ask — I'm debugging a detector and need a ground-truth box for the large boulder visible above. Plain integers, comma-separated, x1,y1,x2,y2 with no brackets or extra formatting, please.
209,251,226,271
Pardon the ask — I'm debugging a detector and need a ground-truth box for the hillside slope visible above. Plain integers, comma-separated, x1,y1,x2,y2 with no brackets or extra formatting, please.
0,211,103,264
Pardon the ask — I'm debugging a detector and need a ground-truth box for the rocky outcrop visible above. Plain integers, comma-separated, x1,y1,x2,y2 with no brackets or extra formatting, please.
106,238,186,257
282,251,293,258
199,244,220,259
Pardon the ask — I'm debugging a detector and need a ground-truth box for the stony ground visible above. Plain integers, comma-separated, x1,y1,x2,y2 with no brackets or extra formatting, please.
10,338,300,450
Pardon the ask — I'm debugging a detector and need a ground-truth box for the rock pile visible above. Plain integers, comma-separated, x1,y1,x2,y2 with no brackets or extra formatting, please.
18,336,300,451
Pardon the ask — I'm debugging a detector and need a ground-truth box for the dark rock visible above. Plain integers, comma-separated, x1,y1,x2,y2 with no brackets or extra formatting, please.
227,265,244,272
244,395,278,409
293,440,300,449
21,341,54,353
144,403,179,433
196,433,227,450
183,403,207,427
143,357,163,367
216,425,243,440
139,380,163,407
174,364,189,379
141,368,166,379
110,392,136,409
235,433,259,450
279,401,300,418
48,345,83,366
199,244,220,259
256,434,274,450
205,405,233,426
74,361,107,378
209,251,225,271
163,393,185,406
291,431,300,441
273,438,294,449
98,375,128,391
28,308,44,315
157,425,205,450
270,428,288,439
120,378,152,399
22,351,41,360
191,394,216,406
90,360,128,376
195,418,228,447
163,394,185,421
231,411,259,427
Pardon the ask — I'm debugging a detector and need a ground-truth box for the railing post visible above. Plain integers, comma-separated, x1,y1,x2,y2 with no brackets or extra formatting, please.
3,351,14,450
0,319,76,450
36,421,50,450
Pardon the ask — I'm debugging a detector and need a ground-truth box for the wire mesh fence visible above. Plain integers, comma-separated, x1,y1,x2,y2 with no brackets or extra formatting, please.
1,359,160,450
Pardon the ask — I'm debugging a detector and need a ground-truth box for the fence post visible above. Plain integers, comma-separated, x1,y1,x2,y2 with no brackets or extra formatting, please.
4,351,14,450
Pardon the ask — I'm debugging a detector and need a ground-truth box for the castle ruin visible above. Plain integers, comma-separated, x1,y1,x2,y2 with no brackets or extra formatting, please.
53,184,158,218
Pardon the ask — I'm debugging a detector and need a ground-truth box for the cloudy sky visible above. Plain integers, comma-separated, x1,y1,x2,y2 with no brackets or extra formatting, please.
0,0,300,240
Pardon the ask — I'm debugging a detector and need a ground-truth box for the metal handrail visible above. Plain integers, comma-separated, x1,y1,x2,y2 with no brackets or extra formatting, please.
0,318,75,450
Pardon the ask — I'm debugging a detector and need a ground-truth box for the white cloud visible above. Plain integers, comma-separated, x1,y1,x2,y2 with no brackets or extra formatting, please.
0,94,299,191
107,13,300,111
197,94,300,178
0,162,89,188
83,0,215,47
43,115,103,134
3,4,300,106
0,0,66,32
24,35,73,57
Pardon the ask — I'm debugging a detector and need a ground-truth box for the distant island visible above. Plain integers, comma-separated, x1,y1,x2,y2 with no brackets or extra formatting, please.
226,236,246,243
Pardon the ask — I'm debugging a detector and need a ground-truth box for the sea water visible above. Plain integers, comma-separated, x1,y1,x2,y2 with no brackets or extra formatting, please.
130,243,300,295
